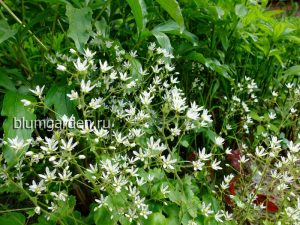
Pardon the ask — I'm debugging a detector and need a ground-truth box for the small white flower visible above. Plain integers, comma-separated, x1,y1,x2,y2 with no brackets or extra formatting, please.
214,136,225,147
61,137,78,151
78,155,86,159
94,194,108,210
200,202,213,217
29,180,46,194
268,112,276,120
160,184,170,195
198,147,212,161
80,80,96,93
161,154,177,170
69,48,76,54
21,99,31,106
67,90,79,100
8,137,30,151
38,167,56,182
29,85,45,98
74,58,88,72
57,64,66,71
192,159,205,171
99,60,113,73
34,206,41,215
211,159,222,170
140,91,154,106
84,48,96,59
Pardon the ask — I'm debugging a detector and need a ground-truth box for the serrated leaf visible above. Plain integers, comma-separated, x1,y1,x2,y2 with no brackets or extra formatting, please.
45,85,78,119
66,4,92,52
126,0,147,33
0,20,17,44
1,91,36,167
155,0,185,32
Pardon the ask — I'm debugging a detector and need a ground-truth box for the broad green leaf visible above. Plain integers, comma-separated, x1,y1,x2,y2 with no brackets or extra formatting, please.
126,0,147,33
187,52,206,64
45,85,78,119
152,20,198,45
66,4,92,52
142,212,168,225
155,0,185,32
235,4,248,18
1,91,36,167
250,111,262,122
0,68,16,91
94,207,114,225
151,31,172,53
0,212,26,225
0,20,17,44
284,65,300,76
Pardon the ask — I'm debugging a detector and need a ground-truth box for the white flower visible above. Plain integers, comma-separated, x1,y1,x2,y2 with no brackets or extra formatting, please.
29,85,45,98
61,137,78,151
67,90,79,100
80,80,96,93
74,58,88,72
84,48,96,59
78,155,86,159
34,206,41,215
269,112,276,120
21,99,31,106
215,211,223,222
187,102,203,120
211,159,222,170
140,91,154,106
161,154,177,170
198,147,212,161
140,205,152,219
287,141,300,153
57,64,66,71
99,60,113,73
160,184,170,195
151,65,161,74
38,167,56,182
29,180,46,194
89,97,102,109
94,194,108,211
58,166,72,181
214,136,224,147
200,202,213,217
255,146,267,157
69,48,76,54
165,63,175,71
192,159,205,171
125,208,138,222
8,137,30,151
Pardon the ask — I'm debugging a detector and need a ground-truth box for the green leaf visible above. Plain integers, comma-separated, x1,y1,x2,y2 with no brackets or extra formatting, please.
126,0,147,33
152,20,198,45
45,85,78,119
155,0,185,32
0,212,26,225
235,4,248,18
142,212,167,225
0,68,16,91
0,20,17,44
94,207,114,225
151,31,172,53
1,91,36,167
284,65,300,77
250,111,262,122
66,4,92,52
187,51,206,64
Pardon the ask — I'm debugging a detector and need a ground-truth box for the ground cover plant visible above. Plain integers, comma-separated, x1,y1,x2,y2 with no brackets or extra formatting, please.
0,0,299,224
